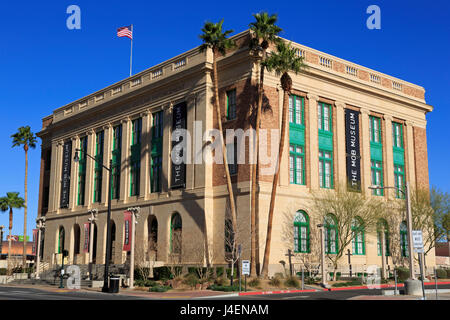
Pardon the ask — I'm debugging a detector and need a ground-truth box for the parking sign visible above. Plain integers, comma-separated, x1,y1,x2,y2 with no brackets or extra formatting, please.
412,230,424,253
242,260,250,276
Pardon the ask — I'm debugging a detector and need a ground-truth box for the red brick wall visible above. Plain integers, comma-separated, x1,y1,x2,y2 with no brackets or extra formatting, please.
413,126,430,190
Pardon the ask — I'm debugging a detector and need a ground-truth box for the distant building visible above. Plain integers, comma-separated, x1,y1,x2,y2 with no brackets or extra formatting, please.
435,242,450,267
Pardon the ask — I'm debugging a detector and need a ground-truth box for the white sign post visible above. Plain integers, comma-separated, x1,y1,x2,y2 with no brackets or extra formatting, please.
242,260,250,292
412,230,426,299
412,230,424,253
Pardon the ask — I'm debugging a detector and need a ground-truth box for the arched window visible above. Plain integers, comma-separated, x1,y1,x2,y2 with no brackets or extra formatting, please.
324,214,338,254
58,227,65,254
294,211,310,253
377,219,390,256
170,213,182,254
400,221,408,257
351,217,365,255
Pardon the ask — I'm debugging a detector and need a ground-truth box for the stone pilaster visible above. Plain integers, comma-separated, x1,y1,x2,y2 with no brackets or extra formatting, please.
84,130,95,208
307,93,319,190
405,121,416,190
102,124,112,205
120,118,131,202
384,115,395,199
69,136,79,211
140,111,151,198
48,141,62,212
360,108,371,197
335,101,346,188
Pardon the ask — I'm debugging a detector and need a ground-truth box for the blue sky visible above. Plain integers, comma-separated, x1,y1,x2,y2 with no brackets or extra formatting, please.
0,1,449,239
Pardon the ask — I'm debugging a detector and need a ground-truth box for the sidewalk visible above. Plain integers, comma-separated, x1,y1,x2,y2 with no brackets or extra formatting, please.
349,292,450,300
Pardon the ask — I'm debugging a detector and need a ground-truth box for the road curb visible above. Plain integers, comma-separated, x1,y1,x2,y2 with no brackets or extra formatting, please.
238,289,317,296
325,281,450,292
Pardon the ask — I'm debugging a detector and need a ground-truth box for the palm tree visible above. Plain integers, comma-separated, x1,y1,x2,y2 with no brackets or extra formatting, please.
260,41,307,278
0,192,25,272
11,126,37,269
249,12,282,277
199,20,237,267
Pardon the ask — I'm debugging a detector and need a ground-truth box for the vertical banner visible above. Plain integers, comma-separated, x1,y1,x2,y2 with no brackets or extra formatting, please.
32,229,38,256
123,211,132,252
83,223,90,253
345,109,361,191
60,140,72,208
171,101,187,189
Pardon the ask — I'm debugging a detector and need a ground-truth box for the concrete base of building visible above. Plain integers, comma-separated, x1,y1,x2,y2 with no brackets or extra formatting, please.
404,279,423,296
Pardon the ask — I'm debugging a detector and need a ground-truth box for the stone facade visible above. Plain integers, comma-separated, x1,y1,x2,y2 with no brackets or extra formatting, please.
36,30,434,276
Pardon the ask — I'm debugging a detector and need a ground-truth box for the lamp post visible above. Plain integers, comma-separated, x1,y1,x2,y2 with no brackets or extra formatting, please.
87,209,98,280
317,223,327,287
74,148,113,293
35,217,45,279
369,181,421,295
126,206,140,289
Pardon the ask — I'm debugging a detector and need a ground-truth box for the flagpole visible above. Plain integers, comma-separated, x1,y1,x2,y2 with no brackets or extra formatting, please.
129,25,133,77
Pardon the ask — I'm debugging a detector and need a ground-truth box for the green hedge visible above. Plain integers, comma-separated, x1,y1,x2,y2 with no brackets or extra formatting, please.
149,285,171,292
152,267,173,280
207,284,240,292
134,279,157,287
436,269,447,279
0,268,7,275
216,267,225,277
332,279,363,287
394,267,410,282
226,268,237,279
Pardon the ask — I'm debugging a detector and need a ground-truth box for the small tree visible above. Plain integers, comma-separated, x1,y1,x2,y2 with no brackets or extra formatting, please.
311,185,384,280
430,186,450,242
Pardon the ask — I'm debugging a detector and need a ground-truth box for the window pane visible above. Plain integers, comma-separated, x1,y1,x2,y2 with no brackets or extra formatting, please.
290,156,294,183
296,98,301,124
324,106,329,131
289,96,293,123
318,105,322,130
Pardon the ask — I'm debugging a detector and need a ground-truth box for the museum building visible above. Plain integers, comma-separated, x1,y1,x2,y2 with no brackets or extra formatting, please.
36,30,433,276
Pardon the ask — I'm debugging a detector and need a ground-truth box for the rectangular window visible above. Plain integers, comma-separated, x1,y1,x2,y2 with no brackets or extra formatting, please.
289,144,305,185
226,89,237,120
151,111,163,193
394,165,405,199
289,95,304,125
227,139,238,175
130,118,142,196
77,136,88,206
111,125,122,199
318,102,332,132
369,116,382,143
319,150,333,188
371,160,384,196
93,131,104,203
392,122,404,149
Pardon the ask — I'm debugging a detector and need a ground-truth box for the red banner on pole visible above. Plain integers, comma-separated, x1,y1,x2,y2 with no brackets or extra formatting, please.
123,211,132,252
83,223,90,253
32,229,38,256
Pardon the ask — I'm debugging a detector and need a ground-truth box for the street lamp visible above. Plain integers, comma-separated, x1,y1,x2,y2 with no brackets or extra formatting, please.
87,209,98,280
369,181,421,294
317,223,328,288
35,217,46,279
74,148,113,293
126,206,140,289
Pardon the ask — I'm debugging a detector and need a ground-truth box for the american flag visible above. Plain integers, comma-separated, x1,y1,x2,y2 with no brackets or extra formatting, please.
117,25,133,39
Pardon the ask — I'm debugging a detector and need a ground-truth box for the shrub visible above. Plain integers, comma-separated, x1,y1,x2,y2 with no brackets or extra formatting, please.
274,272,285,279
394,267,410,282
207,284,239,292
436,269,447,279
226,268,237,279
446,269,450,279
183,274,199,289
248,278,261,288
216,267,225,278
214,276,228,286
0,268,7,275
153,267,173,281
149,285,171,292
134,267,150,281
305,276,319,285
284,276,300,288
331,279,362,287
269,277,281,287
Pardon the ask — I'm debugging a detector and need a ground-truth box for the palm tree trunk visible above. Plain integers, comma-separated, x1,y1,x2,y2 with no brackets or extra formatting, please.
8,208,12,273
250,56,265,277
23,148,28,270
212,48,238,257
261,83,289,278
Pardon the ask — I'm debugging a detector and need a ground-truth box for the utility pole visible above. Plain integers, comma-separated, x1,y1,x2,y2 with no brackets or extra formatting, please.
285,249,294,277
